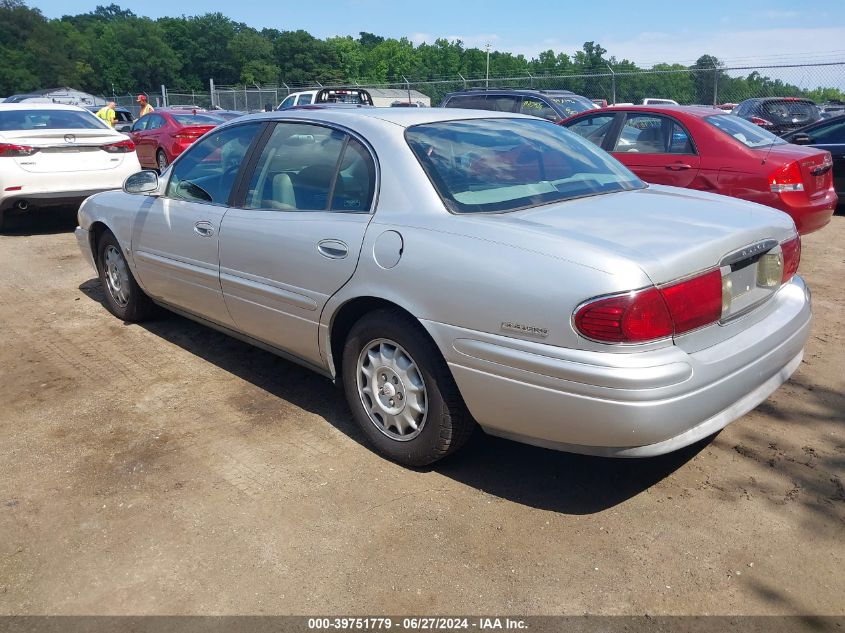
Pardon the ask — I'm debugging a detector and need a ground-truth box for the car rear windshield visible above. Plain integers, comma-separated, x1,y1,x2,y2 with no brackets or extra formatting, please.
171,113,225,126
761,100,818,125
704,115,786,148
405,118,644,214
0,109,108,131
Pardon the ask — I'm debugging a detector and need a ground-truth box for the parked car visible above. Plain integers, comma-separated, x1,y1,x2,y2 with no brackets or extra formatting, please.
592,98,608,108
819,101,845,120
642,98,679,106
76,107,810,466
562,105,837,233
129,109,225,171
717,103,738,112
440,88,597,122
733,97,820,136
782,115,845,201
390,101,424,107
84,105,134,133
0,104,140,231
278,88,374,110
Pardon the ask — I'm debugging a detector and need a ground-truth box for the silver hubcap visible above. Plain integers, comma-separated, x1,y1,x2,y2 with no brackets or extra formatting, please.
103,245,130,308
357,338,427,441
157,153,166,170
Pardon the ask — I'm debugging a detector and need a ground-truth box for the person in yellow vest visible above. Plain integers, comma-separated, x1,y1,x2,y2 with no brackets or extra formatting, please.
95,101,116,127
137,94,154,117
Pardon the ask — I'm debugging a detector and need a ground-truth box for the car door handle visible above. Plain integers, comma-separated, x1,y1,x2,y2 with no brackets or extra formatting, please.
317,239,348,259
194,221,215,237
666,163,693,171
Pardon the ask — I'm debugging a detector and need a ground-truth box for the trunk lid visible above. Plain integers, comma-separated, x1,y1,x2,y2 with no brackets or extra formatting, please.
467,184,797,286
758,144,834,199
0,129,129,173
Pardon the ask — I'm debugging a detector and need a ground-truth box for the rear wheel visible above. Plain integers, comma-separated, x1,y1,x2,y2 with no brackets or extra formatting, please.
342,309,474,466
97,230,154,322
156,149,168,172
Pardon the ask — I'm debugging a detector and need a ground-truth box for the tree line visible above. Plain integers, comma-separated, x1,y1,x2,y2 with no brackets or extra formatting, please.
1,0,842,105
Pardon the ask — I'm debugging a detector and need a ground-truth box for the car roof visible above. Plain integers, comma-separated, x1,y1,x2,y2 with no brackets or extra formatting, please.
592,104,724,118
0,103,90,112
446,88,578,96
228,106,537,129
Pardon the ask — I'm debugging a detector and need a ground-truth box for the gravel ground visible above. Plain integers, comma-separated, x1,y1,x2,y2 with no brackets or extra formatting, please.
0,211,842,616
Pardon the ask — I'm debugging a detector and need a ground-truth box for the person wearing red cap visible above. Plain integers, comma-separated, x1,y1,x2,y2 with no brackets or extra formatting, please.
137,94,154,117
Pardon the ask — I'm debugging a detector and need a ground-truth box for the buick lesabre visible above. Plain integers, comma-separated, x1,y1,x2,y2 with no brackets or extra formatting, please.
76,108,811,466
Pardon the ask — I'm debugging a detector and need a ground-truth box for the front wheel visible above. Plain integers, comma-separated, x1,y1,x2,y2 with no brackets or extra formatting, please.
97,230,154,322
342,309,474,466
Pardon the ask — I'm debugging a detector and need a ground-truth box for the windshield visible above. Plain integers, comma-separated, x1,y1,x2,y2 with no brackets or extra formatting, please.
549,95,596,116
0,109,109,130
705,114,786,148
405,118,644,214
761,100,818,125
171,113,225,126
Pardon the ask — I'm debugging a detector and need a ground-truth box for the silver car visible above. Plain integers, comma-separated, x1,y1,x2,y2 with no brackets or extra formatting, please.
75,108,811,466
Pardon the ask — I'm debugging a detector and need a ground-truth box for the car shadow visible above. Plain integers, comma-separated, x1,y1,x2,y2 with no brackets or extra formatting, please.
0,207,79,235
78,278,707,515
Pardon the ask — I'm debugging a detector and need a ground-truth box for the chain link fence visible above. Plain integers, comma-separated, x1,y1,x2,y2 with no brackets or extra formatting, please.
107,61,845,115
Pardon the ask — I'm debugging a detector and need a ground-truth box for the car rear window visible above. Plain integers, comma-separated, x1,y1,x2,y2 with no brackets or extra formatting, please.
704,115,786,148
171,113,225,126
761,100,819,125
405,118,644,214
0,109,108,131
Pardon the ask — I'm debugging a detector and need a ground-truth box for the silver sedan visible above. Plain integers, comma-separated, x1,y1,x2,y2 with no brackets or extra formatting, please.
75,108,811,466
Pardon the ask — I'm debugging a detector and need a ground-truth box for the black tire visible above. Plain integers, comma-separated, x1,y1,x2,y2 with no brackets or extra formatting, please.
96,229,155,322
156,149,168,172
342,309,474,467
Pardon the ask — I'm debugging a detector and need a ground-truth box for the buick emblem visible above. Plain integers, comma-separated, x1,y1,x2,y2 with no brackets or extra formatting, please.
64,134,76,143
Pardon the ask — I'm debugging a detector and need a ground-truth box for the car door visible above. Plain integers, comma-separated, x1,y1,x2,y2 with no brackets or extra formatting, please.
806,118,845,195
609,113,701,187
131,121,265,326
218,121,377,368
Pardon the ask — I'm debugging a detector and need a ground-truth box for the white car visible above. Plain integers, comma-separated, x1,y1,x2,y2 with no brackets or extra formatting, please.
641,98,680,106
0,103,141,231
277,90,319,109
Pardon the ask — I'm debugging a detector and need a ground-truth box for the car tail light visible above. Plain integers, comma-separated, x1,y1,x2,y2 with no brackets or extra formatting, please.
574,269,723,343
101,139,135,153
0,143,39,157
750,116,773,126
780,235,801,283
769,161,804,193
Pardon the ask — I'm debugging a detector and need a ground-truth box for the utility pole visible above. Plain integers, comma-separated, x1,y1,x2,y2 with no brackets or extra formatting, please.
485,42,491,88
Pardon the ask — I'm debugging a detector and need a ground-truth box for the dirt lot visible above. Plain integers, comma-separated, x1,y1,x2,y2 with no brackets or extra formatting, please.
0,211,843,616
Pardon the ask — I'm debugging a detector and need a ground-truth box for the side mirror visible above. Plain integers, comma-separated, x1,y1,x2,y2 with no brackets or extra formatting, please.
124,170,159,195
791,133,813,145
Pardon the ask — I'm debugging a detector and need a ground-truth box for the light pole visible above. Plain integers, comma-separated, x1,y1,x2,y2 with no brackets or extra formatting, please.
485,42,491,88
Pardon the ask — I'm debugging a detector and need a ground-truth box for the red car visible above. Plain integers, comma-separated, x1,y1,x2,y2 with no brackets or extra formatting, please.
562,105,837,234
129,109,225,172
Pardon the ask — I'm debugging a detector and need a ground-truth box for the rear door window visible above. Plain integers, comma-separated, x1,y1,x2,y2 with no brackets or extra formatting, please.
297,93,314,106
486,95,519,113
615,115,667,153
444,95,489,110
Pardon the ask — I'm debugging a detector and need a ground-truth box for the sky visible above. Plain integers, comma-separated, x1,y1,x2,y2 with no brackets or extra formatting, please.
31,0,845,68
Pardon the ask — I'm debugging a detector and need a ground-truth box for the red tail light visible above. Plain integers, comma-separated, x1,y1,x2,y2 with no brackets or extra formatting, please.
0,143,38,157
175,126,212,140
769,161,804,193
101,139,135,153
575,269,723,344
750,116,773,126
780,235,801,283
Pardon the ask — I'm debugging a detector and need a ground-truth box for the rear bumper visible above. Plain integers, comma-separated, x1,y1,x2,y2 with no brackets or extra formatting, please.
423,276,812,457
776,191,838,234
0,189,110,214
